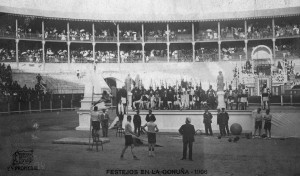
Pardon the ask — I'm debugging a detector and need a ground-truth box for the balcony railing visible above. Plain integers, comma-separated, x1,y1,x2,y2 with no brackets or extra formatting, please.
170,34,193,42
145,36,167,42
95,36,117,42
18,33,42,40
119,36,142,42
0,31,16,38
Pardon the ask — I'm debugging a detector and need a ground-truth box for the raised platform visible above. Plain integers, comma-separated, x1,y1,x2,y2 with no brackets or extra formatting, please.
126,110,253,133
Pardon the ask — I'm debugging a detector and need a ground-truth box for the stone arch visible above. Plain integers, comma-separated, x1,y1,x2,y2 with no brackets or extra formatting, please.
251,45,273,62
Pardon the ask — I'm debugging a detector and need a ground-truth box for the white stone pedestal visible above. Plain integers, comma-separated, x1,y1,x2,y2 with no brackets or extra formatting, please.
217,91,226,109
127,92,132,110
76,81,93,131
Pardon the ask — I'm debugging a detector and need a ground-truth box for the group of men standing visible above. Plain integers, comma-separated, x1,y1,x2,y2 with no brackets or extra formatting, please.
203,108,230,136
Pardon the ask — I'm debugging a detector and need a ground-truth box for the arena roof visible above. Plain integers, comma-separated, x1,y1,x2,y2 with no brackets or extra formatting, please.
0,0,300,22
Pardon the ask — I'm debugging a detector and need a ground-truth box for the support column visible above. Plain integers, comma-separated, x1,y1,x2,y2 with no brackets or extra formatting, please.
192,23,195,42
167,43,170,62
42,20,45,40
67,22,70,41
167,23,170,43
42,40,46,67
117,43,120,63
67,41,70,64
272,38,276,62
142,43,145,63
245,39,248,61
92,23,95,42
192,42,195,62
15,39,19,69
141,24,144,43
15,19,18,38
272,18,275,38
92,42,96,65
218,41,221,61
117,24,120,43
218,22,221,40
244,20,247,39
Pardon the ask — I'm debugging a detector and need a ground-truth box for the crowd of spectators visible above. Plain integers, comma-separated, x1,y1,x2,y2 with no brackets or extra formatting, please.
0,48,16,61
275,24,300,37
197,28,218,40
119,30,141,41
145,30,168,41
128,79,249,111
0,63,49,104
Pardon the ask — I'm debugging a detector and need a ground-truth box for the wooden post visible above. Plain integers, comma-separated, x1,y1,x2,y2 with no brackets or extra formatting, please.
15,39,19,69
280,95,283,106
167,43,170,62
8,103,10,115
218,41,221,61
29,101,32,114
50,100,52,112
18,102,21,114
192,23,195,42
61,100,63,112
142,43,145,63
290,94,293,106
192,42,195,62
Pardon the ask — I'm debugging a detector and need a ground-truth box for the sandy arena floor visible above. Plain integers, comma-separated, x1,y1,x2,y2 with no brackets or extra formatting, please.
0,111,299,176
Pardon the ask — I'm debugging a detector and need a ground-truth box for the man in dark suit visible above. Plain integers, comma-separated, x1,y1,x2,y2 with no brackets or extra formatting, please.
178,117,196,161
145,109,156,122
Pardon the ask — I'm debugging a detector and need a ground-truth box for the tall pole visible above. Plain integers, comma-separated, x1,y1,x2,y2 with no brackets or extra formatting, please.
92,23,95,65
272,18,276,61
117,24,120,63
167,23,170,62
67,22,70,64
15,39,19,69
218,22,221,61
192,42,195,62
15,19,19,69
142,24,145,63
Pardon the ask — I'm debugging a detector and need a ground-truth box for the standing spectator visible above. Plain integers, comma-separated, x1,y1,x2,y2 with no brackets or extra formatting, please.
142,115,159,157
221,108,230,135
207,85,216,109
76,70,80,79
145,109,156,122
91,106,100,137
253,108,263,138
178,117,195,161
116,99,125,127
36,73,42,84
203,108,213,136
216,109,224,136
100,109,109,137
120,116,139,160
133,110,141,136
263,109,272,139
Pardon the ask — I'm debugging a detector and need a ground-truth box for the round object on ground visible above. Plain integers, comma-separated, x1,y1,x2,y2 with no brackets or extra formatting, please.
217,135,221,139
230,123,242,135
228,138,232,142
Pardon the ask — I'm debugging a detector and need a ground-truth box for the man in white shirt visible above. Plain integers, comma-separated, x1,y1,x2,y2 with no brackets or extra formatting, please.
120,116,139,160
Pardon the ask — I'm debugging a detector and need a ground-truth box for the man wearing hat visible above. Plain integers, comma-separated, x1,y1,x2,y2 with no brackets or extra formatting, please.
178,117,196,161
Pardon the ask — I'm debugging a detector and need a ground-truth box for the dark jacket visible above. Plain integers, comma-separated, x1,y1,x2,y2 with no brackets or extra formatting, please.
146,114,156,122
133,114,141,126
100,113,109,126
218,112,229,125
178,123,195,143
203,112,212,124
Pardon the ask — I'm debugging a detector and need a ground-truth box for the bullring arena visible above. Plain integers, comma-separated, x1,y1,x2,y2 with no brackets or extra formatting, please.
0,0,300,175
